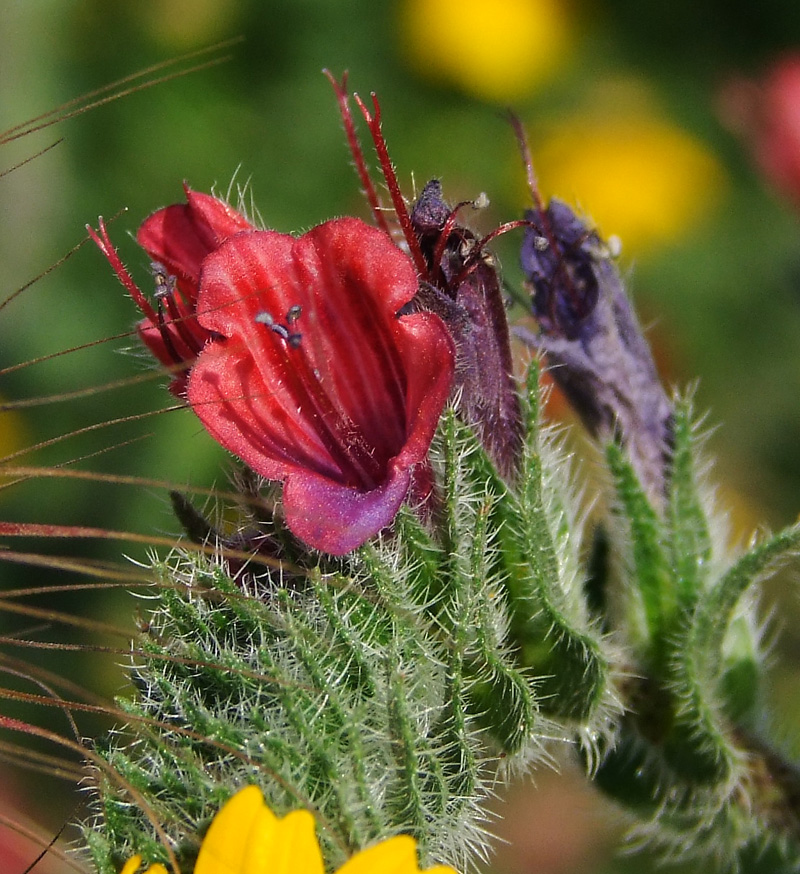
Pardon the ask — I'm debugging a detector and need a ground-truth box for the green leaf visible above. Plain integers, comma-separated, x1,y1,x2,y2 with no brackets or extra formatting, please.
434,408,541,754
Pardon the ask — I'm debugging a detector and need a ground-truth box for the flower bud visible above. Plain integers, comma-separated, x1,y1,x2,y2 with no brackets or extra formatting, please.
410,179,523,478
519,199,673,503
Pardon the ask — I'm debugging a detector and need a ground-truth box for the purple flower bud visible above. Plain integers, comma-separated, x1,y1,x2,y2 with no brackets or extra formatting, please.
411,180,523,478
520,199,600,340
519,199,673,503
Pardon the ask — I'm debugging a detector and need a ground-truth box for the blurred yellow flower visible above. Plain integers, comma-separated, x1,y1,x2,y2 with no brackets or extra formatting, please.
142,0,240,50
398,0,572,102
121,785,460,874
530,112,726,252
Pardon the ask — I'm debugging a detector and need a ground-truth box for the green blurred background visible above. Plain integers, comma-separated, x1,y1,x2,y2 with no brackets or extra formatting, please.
2,1,800,872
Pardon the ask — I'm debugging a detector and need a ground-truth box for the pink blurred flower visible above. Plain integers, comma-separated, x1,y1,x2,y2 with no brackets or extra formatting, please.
721,56,800,206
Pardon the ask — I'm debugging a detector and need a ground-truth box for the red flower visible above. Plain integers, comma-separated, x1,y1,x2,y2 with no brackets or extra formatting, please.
187,218,454,554
89,186,253,394
93,190,454,554
720,56,800,207
756,58,800,206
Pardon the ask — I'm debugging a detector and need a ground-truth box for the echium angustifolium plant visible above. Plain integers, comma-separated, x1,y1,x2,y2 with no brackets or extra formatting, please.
81,73,800,874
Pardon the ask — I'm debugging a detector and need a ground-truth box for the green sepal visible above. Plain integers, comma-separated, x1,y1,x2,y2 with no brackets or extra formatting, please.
666,400,713,607
658,523,800,782
592,727,664,818
719,616,761,724
502,362,611,723
433,407,540,754
606,440,675,663
694,523,800,676
737,836,800,874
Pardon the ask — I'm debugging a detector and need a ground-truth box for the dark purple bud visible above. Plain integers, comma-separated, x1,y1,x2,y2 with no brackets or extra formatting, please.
520,199,600,339
410,179,523,478
519,199,673,504
410,179,452,233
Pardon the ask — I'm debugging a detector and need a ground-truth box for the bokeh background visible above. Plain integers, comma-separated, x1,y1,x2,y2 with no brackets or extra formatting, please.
2,1,800,872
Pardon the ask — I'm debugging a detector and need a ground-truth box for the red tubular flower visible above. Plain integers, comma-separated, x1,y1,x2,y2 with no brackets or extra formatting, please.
187,217,455,555
89,186,253,394
92,187,454,554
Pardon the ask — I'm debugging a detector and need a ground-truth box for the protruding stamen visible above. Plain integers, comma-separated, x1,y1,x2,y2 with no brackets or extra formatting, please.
256,309,303,348
155,299,183,365
448,220,534,290
86,217,159,324
323,69,393,237
161,287,203,355
151,261,176,298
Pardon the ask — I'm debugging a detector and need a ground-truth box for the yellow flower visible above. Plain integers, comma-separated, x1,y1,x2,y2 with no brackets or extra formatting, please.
398,0,572,102
530,108,726,253
121,786,459,874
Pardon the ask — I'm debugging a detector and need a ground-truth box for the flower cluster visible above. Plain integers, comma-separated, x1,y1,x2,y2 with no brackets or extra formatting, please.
91,79,534,554
85,77,800,874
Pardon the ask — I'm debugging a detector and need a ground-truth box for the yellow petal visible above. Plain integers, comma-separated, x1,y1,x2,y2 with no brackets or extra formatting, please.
120,858,143,874
337,835,458,874
247,810,323,874
195,786,324,874
195,785,277,874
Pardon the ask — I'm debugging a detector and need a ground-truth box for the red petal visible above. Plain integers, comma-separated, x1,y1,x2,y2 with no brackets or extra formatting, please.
187,338,344,482
193,221,426,465
195,218,417,332
283,465,412,555
184,186,254,240
137,190,252,285
388,311,455,467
